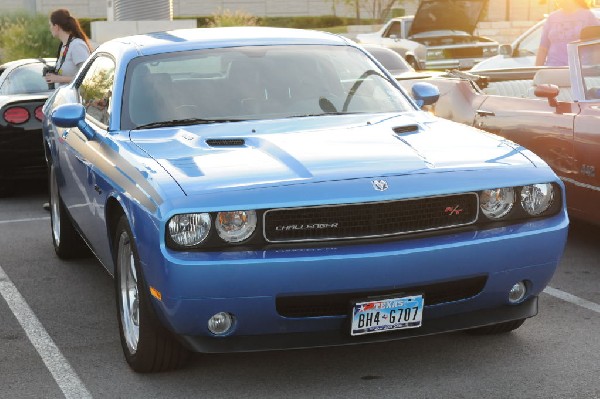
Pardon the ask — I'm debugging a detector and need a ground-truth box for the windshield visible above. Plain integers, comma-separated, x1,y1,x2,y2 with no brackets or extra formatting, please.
122,45,414,130
0,63,50,95
516,23,542,57
366,47,412,74
579,42,600,100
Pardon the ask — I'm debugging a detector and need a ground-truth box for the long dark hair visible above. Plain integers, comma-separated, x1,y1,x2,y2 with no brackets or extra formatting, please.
50,9,92,51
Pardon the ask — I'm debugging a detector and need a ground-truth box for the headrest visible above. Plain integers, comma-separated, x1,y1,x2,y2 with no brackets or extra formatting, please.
533,68,571,87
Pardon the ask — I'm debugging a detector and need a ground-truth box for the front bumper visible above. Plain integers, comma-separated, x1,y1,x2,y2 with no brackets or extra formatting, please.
141,211,567,353
179,296,538,353
424,57,490,70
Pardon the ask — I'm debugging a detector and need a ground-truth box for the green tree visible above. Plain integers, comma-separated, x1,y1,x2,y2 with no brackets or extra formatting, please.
0,12,55,62
208,9,258,27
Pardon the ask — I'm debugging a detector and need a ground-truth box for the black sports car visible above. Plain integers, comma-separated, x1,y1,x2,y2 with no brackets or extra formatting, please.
0,58,55,195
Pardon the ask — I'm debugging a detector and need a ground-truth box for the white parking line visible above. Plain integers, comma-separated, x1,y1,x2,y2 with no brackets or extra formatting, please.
0,265,92,399
0,217,50,224
544,286,600,314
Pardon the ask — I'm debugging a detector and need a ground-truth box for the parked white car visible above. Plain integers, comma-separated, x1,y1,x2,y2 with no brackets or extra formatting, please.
471,8,600,71
357,0,498,70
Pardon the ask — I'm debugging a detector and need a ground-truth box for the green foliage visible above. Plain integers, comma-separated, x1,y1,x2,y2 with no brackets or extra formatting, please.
196,14,376,29
259,15,345,29
208,9,258,27
0,12,56,62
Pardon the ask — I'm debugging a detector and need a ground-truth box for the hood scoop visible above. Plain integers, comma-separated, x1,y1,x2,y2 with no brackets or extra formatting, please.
206,138,246,147
392,125,419,135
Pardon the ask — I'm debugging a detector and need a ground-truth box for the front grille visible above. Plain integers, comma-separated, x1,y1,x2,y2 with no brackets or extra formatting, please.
264,194,478,243
276,276,487,317
446,47,484,58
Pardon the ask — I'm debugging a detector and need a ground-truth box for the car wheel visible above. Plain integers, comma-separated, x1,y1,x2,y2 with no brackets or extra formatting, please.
114,215,189,373
465,318,526,335
49,166,89,258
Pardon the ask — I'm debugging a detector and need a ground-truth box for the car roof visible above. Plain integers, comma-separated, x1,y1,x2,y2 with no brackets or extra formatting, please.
102,27,352,56
0,58,55,69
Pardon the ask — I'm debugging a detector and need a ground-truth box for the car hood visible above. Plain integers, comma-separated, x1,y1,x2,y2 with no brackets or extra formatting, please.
410,0,487,36
129,113,533,196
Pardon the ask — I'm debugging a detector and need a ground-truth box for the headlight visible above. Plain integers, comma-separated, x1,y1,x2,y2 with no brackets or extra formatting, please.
168,213,211,247
426,49,445,60
521,183,554,216
483,46,499,57
215,210,257,243
480,187,515,219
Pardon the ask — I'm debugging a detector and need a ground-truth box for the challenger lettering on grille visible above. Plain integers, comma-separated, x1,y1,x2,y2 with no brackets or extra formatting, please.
275,223,339,231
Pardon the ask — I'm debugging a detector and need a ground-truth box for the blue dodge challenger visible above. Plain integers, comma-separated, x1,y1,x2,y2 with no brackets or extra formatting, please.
42,27,568,372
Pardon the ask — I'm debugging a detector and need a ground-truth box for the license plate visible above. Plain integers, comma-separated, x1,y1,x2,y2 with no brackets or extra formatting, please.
351,295,424,336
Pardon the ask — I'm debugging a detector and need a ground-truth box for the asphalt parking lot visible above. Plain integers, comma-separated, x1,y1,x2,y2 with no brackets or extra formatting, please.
1,184,599,399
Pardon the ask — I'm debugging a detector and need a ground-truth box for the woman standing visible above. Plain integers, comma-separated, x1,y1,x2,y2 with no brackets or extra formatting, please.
44,9,92,87
535,0,599,66
42,9,93,212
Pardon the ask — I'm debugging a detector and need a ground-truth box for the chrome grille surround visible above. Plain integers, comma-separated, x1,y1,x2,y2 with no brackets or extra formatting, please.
263,193,479,243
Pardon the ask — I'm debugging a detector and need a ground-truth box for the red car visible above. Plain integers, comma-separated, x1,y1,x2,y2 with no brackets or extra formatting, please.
400,33,600,225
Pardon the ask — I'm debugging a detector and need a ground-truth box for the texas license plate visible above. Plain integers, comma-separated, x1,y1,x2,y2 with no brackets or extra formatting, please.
351,295,424,336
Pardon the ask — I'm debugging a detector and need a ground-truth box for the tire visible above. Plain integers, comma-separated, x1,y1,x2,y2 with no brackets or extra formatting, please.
465,319,526,335
49,165,89,259
114,215,189,372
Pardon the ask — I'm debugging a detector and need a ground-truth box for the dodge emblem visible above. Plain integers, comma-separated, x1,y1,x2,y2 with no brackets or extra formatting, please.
372,179,388,192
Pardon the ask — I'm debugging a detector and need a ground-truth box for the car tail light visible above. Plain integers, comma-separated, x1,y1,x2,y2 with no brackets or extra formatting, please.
4,107,30,124
34,105,44,121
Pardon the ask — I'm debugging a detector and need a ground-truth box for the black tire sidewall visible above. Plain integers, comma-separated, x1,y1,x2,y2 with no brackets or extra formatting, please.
113,215,187,372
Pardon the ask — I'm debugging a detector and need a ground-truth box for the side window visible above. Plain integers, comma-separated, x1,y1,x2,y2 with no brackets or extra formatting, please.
384,22,402,38
0,64,48,95
404,20,412,38
79,56,115,127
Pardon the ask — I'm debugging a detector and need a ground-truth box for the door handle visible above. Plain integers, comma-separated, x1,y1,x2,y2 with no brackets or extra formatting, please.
476,110,495,117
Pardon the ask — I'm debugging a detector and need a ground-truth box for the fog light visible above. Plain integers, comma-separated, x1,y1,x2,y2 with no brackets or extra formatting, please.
207,312,234,335
508,281,527,304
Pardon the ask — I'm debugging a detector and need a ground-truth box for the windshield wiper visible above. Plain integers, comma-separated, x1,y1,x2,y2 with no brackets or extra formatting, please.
285,112,357,119
134,118,246,130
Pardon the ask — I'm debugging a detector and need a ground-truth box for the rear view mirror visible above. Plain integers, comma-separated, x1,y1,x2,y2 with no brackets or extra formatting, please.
534,84,560,107
411,82,440,108
499,44,513,57
51,103,96,140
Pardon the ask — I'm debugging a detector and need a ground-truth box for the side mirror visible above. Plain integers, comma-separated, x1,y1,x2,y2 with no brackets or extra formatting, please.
534,84,560,107
498,44,513,57
51,103,95,140
390,34,398,41
411,82,440,108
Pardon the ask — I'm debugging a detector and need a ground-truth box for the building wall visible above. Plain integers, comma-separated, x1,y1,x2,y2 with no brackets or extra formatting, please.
0,0,417,19
4,0,600,20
